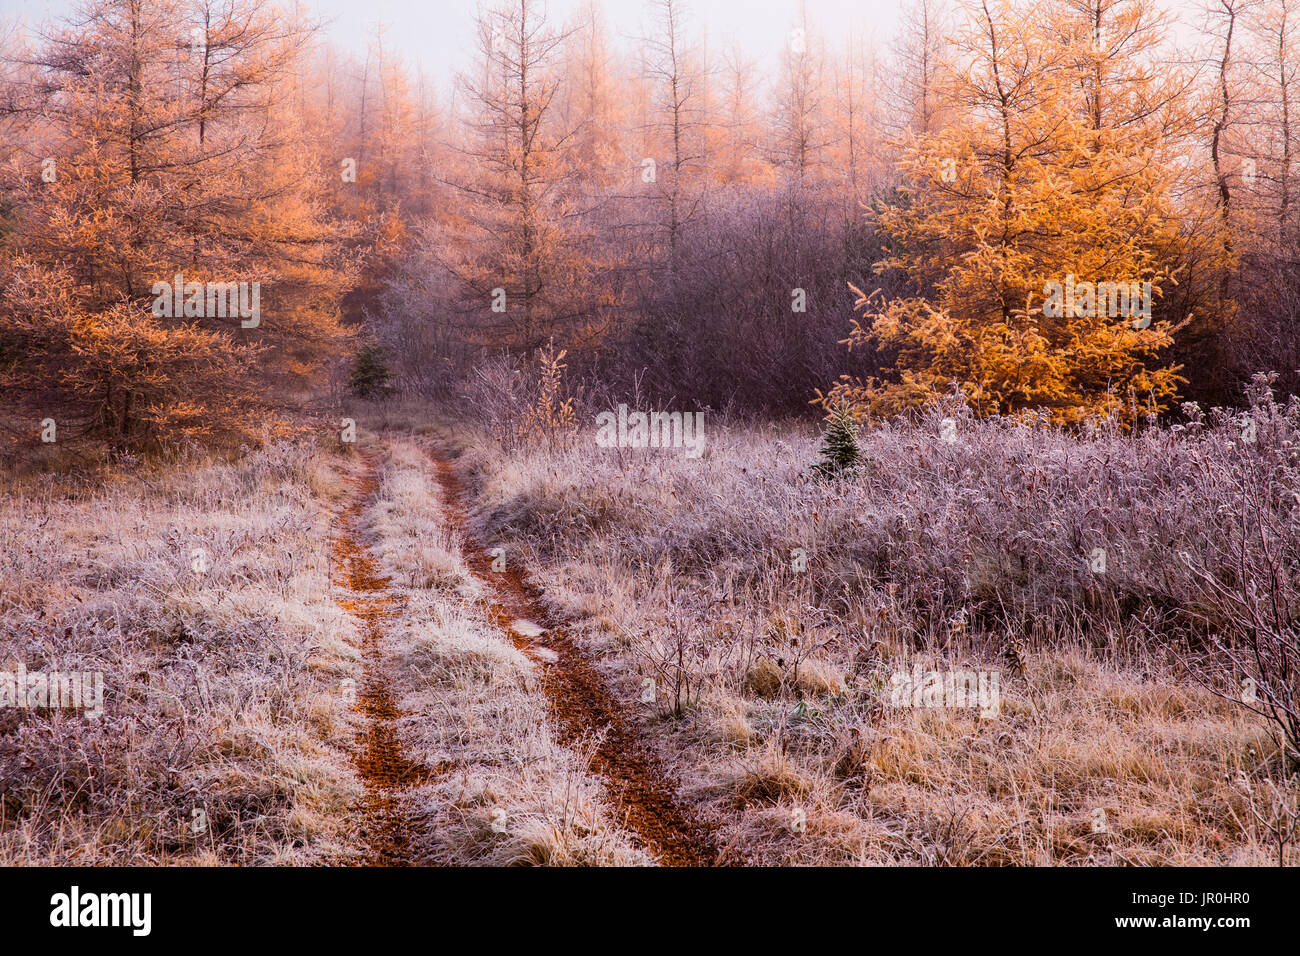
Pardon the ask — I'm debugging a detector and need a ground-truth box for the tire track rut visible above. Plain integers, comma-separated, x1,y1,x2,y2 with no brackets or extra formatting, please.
332,453,433,866
425,446,726,867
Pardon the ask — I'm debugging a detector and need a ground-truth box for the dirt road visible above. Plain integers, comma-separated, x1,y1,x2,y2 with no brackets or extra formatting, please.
331,444,725,866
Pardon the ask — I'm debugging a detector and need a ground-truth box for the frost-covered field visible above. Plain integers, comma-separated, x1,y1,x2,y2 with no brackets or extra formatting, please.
0,443,362,864
451,386,1300,864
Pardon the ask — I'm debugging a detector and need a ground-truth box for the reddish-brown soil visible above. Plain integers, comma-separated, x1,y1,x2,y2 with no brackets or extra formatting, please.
425,446,730,866
332,454,441,866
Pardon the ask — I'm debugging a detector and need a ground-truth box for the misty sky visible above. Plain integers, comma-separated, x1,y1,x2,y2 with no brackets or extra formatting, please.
307,0,905,79
0,0,915,86
1,0,1209,94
